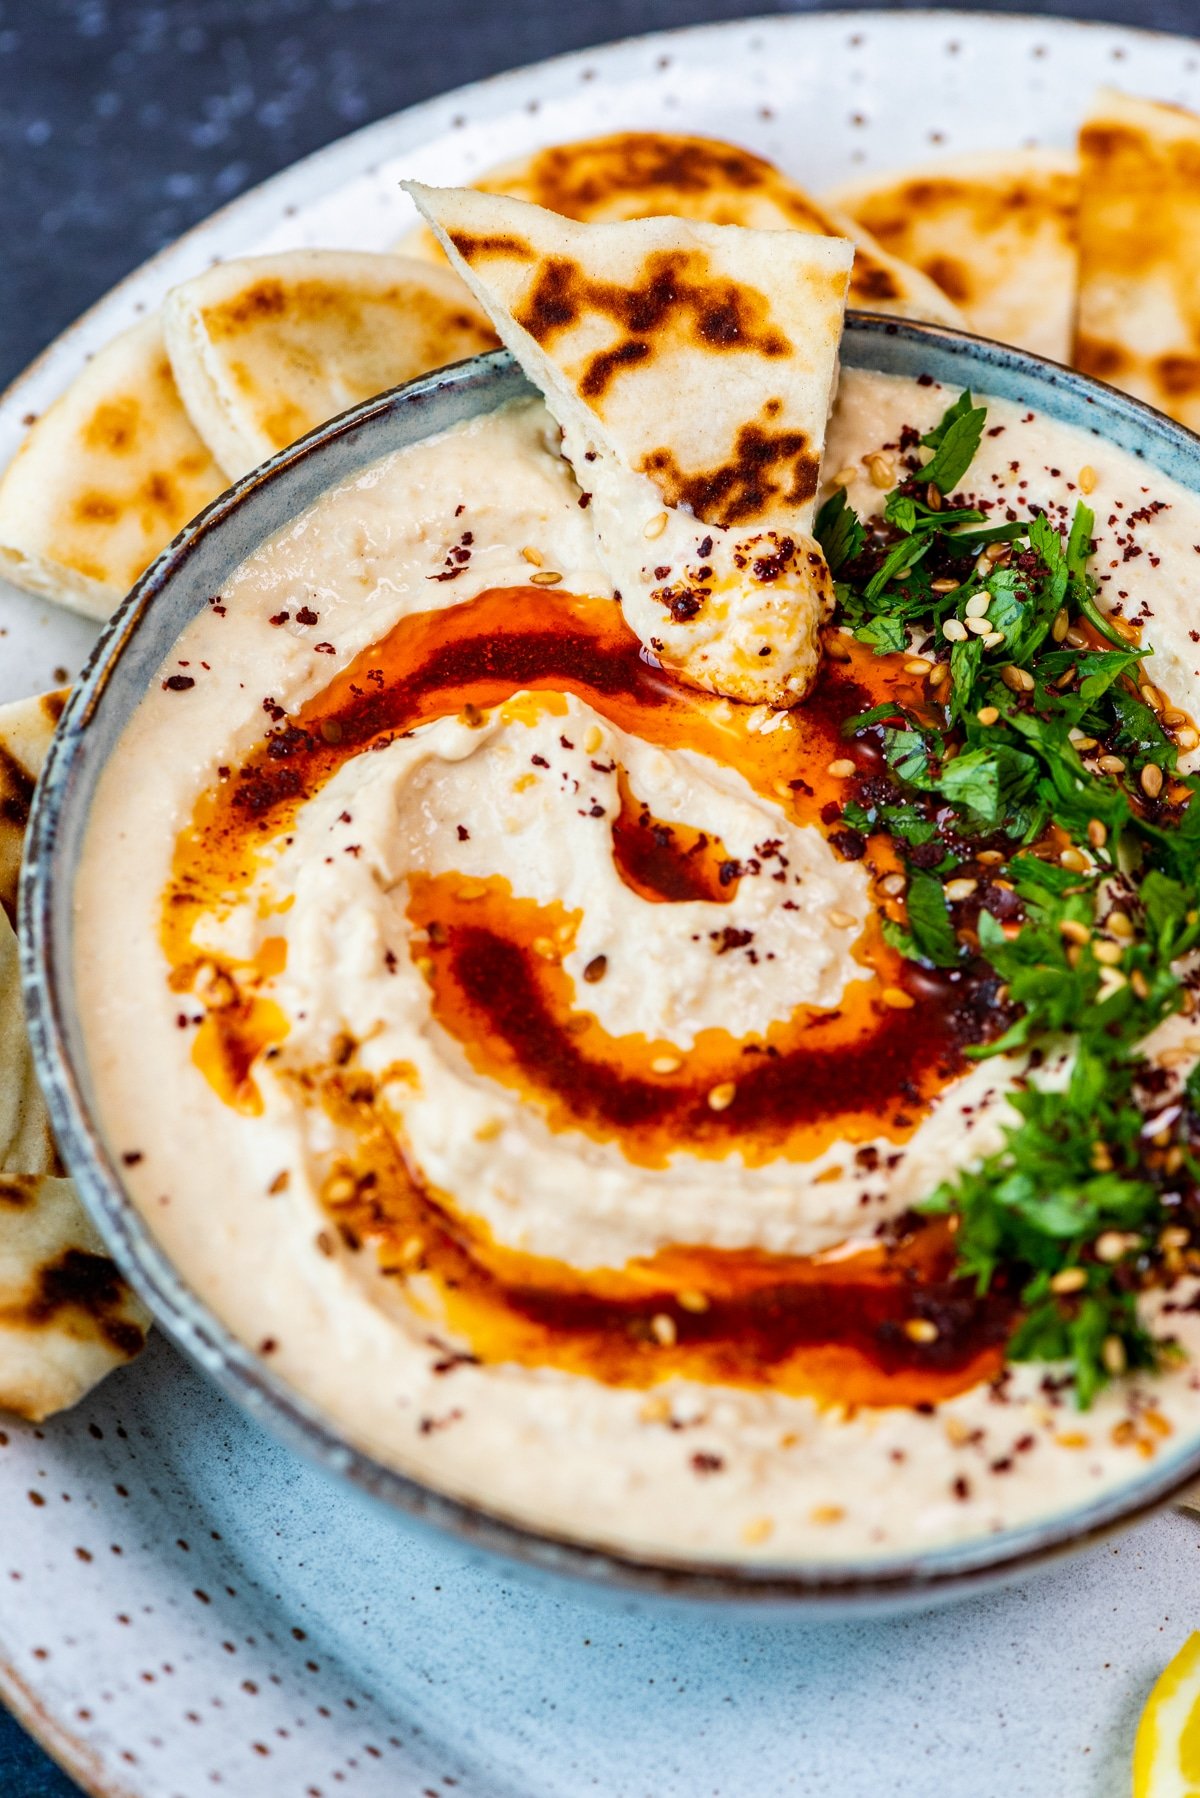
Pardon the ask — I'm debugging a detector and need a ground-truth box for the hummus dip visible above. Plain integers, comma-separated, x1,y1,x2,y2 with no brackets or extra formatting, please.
73,373,1200,1566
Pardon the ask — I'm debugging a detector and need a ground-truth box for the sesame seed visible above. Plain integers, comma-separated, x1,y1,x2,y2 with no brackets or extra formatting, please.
982,630,1005,648
928,663,949,688
521,545,543,566
1001,664,1035,692
1162,709,1188,728
904,1318,939,1343
929,577,959,594
1078,465,1098,494
707,1081,737,1112
826,757,856,777
1050,1267,1088,1294
965,616,993,636
1051,607,1070,643
942,618,968,642
650,1054,683,1075
984,540,1010,564
529,570,563,586
650,1313,677,1347
831,466,858,489
944,877,978,901
881,985,915,1010
977,849,1005,864
964,591,991,619
1086,819,1108,848
643,512,668,539
904,657,932,675
1097,753,1126,774
1141,762,1164,800
866,452,895,488
1060,847,1090,873
977,705,1000,725
1140,683,1163,712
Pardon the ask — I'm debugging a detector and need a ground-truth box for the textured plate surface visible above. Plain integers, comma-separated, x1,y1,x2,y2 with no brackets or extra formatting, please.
5,10,1200,1794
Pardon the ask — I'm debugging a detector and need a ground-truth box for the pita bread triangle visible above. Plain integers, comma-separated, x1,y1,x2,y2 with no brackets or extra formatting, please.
163,250,501,480
1074,88,1200,430
0,314,227,620
405,182,852,706
827,148,1079,363
0,691,150,1419
402,131,963,327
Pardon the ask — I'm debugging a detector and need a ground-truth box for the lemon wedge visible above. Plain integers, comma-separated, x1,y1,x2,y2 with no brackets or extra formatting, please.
1133,1632,1200,1796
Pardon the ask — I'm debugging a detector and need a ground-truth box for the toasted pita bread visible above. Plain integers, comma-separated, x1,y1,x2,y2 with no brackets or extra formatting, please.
0,1171,150,1422
0,907,55,1178
0,315,227,620
163,251,501,479
407,183,850,706
402,131,963,327
827,149,1079,362
0,688,66,920
1074,89,1200,428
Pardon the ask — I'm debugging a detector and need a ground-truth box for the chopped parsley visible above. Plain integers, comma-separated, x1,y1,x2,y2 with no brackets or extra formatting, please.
824,391,1200,1405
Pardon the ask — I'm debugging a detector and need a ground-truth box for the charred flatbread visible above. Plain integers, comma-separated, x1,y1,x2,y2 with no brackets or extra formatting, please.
402,131,963,326
406,182,851,705
1074,88,1200,429
163,250,500,479
0,315,227,619
0,688,66,919
828,148,1079,362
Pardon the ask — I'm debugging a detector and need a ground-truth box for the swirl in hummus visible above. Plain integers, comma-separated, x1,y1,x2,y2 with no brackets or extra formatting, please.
74,373,1200,1566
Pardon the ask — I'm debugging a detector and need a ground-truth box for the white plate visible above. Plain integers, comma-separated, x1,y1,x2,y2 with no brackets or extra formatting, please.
4,11,1200,1794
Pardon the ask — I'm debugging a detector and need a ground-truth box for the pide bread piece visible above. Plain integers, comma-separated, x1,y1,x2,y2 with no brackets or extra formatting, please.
402,130,963,327
0,315,227,619
828,148,1079,362
0,687,65,920
1074,88,1200,429
405,182,852,706
162,250,500,479
0,1168,150,1424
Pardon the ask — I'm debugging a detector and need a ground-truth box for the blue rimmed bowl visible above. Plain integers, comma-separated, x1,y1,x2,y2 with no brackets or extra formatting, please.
21,316,1200,1613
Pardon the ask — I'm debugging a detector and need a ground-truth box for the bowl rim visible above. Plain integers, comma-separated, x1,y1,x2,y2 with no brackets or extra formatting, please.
22,314,1200,1610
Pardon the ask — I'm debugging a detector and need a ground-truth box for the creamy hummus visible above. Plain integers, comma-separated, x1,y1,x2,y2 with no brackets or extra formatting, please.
73,375,1200,1567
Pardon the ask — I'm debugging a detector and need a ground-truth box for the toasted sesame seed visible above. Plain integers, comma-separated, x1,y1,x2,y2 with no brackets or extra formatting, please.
904,1318,939,1344
1141,762,1164,800
866,452,895,488
1078,464,1098,494
1052,607,1070,643
881,985,915,1010
1050,1267,1088,1294
929,577,959,594
521,545,544,566
977,705,1000,725
928,662,949,688
678,1288,710,1314
707,1081,737,1112
965,616,993,636
650,1312,677,1347
942,618,968,642
905,657,933,675
455,880,487,900
964,591,991,619
1097,753,1126,774
529,569,563,586
1059,919,1092,945
651,1054,683,1075
827,757,856,777
1140,682,1163,712
944,877,978,901
643,512,668,539
984,539,1010,564
1086,819,1108,849
1001,664,1035,692
1064,627,1088,649
1060,847,1090,873
982,630,1006,648
1092,937,1123,966
1162,709,1188,728
1102,1335,1128,1376
831,466,859,489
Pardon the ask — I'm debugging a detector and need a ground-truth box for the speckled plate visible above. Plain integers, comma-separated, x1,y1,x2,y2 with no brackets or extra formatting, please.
6,10,1200,1794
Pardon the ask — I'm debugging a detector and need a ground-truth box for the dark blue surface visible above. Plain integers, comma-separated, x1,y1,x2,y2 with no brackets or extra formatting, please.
1,0,1196,1790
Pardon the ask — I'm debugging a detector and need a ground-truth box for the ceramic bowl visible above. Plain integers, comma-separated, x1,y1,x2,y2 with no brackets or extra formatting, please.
22,316,1200,1610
